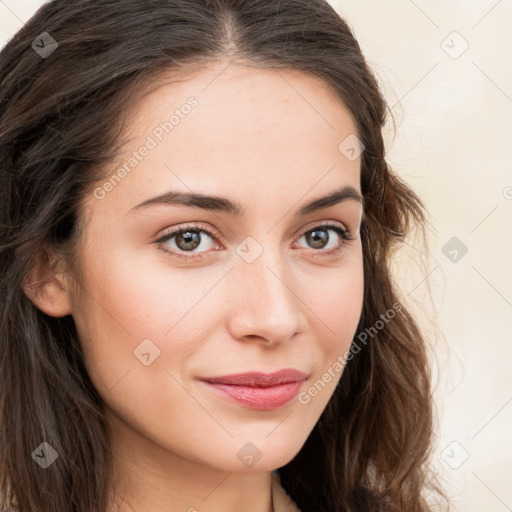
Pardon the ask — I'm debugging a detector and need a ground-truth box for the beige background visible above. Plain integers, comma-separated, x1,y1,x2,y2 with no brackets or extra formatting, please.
1,0,511,510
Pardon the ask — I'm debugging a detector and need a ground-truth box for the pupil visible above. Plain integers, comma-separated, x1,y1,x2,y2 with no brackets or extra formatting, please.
308,229,328,249
177,231,200,250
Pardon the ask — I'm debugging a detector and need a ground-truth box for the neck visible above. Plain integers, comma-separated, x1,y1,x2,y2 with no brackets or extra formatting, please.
106,412,275,512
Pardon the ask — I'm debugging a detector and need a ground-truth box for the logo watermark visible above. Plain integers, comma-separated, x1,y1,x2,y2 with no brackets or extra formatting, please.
298,301,402,404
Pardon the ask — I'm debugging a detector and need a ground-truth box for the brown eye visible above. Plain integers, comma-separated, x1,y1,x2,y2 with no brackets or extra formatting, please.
174,230,202,251
304,228,330,249
296,224,353,255
155,223,219,259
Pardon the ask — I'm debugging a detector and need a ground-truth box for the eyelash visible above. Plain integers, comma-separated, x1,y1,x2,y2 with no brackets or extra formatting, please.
154,222,355,261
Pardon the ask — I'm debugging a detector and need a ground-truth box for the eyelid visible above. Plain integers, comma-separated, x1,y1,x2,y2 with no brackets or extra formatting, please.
295,219,350,237
156,219,351,242
156,221,222,244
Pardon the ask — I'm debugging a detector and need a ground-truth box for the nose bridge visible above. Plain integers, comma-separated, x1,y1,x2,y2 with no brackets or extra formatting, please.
226,234,304,343
245,245,290,304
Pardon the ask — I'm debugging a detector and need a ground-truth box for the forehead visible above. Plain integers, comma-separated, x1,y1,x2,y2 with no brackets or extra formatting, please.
83,61,362,219
129,60,358,142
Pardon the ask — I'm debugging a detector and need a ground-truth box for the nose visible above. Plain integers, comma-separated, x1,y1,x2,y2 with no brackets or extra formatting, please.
225,245,307,346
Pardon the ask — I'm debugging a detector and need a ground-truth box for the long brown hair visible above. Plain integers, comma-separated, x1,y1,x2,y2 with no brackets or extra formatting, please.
0,1,446,510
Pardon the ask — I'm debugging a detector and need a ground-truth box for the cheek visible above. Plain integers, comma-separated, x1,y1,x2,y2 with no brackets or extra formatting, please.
294,261,363,415
324,270,364,349
300,255,364,351
71,248,221,387
303,257,364,401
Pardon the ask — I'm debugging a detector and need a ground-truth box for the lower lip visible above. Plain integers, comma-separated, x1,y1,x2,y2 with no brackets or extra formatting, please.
200,380,304,410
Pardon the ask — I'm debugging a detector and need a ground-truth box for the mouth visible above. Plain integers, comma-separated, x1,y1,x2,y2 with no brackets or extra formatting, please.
198,369,308,410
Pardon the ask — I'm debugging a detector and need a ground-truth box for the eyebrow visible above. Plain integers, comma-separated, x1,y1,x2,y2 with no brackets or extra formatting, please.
129,184,363,217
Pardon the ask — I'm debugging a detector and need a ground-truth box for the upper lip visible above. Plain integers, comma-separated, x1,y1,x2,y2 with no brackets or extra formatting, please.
199,369,308,387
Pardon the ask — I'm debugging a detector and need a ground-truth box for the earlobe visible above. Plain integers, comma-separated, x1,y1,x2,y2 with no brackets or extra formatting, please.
22,248,73,318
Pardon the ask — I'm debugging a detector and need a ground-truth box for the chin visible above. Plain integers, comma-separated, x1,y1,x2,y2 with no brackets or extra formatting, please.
220,432,309,473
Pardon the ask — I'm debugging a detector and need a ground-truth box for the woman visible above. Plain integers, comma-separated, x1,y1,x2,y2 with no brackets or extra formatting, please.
0,0,446,511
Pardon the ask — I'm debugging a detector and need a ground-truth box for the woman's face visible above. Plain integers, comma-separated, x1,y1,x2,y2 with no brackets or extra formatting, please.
69,61,364,478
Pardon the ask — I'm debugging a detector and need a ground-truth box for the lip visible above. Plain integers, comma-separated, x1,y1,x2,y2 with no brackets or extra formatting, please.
198,369,308,410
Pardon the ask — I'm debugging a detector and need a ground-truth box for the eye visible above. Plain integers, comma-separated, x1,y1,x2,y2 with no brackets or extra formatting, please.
155,222,219,260
154,222,355,260
294,223,355,257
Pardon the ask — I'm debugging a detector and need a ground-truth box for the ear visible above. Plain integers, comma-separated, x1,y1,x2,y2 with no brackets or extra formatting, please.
22,248,73,317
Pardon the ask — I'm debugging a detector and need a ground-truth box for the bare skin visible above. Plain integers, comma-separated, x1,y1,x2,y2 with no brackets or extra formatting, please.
25,60,364,512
